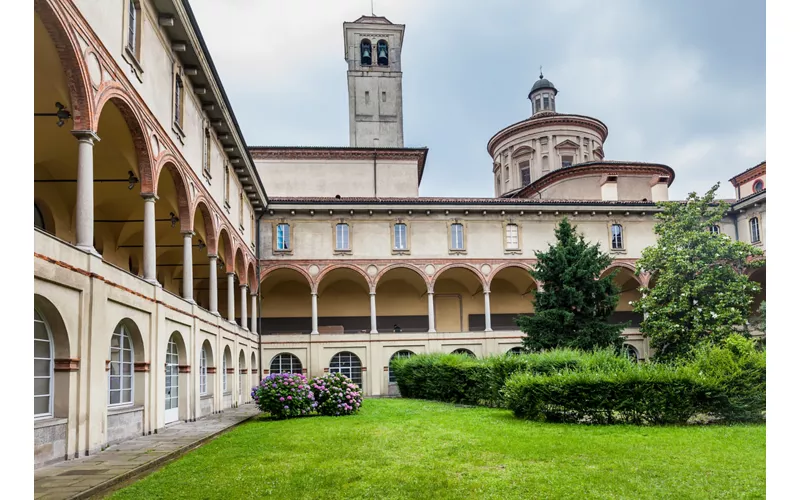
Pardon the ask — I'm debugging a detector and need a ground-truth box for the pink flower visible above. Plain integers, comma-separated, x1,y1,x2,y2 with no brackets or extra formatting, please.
279,397,285,402
287,396,292,400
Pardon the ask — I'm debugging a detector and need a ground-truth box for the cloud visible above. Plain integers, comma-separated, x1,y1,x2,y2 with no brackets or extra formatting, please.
187,0,765,200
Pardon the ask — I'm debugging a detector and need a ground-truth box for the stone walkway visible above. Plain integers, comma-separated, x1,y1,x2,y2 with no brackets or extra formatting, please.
34,405,260,500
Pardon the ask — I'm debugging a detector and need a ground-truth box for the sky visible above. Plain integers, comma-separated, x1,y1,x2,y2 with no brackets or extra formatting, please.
188,0,766,200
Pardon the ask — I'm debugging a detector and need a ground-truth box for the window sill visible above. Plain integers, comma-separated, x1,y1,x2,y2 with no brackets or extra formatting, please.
108,405,144,416
123,46,144,83
200,393,214,400
223,391,232,396
449,250,467,255
34,416,68,429
504,249,523,255
610,249,627,255
172,122,186,145
203,171,212,186
334,250,352,255
391,249,410,255
273,250,293,256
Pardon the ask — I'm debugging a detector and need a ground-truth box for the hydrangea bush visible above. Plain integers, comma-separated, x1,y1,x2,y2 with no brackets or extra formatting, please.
252,373,316,419
310,372,363,416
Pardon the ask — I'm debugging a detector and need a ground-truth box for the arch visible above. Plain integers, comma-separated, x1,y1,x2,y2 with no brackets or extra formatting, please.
247,261,258,291
199,340,212,396
329,351,363,388
238,349,247,400
200,339,215,367
375,266,430,333
250,351,258,386
623,344,640,361
376,39,389,66
260,266,313,334
33,295,70,360
34,1,93,130
190,197,217,254
108,318,145,407
601,262,643,286
165,330,188,366
507,347,524,355
217,226,235,273
432,263,488,291
360,38,372,65
316,264,372,293
452,348,476,357
153,157,192,232
234,247,246,283
34,307,55,418
488,262,536,289
375,263,430,288
511,145,533,158
269,353,303,374
261,264,314,289
388,349,415,384
93,86,154,193
34,200,56,235
222,345,233,393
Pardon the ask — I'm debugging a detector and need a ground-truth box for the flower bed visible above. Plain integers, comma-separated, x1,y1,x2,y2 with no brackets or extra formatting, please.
311,372,363,416
252,373,316,419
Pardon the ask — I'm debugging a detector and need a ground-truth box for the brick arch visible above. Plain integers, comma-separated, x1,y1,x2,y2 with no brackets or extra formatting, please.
247,261,258,291
234,246,246,283
260,264,314,289
153,156,192,232
602,261,642,286
216,226,235,273
432,263,488,292
35,0,94,131
93,84,154,194
487,262,536,285
374,263,430,289
315,263,372,294
191,197,217,254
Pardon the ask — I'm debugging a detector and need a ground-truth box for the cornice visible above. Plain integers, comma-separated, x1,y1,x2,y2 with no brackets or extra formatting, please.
487,113,609,157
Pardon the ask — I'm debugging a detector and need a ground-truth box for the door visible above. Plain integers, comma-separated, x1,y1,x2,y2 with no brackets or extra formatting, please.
434,294,462,333
165,337,179,423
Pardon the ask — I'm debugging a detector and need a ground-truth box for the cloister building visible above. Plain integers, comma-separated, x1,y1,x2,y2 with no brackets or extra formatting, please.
33,0,766,468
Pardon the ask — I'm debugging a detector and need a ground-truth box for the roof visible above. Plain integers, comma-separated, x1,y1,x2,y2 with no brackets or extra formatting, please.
529,75,557,97
729,161,766,187
351,15,393,24
487,113,609,156
248,146,429,184
266,196,660,207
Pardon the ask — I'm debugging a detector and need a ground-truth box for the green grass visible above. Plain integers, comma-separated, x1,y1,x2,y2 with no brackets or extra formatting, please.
108,399,765,500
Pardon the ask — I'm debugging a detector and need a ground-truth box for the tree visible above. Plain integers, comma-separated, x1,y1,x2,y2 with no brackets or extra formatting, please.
633,183,765,362
516,217,625,352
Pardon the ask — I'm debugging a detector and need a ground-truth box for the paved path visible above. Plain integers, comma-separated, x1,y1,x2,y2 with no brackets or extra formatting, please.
34,405,260,500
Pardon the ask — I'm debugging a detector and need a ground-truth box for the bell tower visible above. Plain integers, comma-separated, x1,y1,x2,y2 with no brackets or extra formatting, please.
343,15,405,148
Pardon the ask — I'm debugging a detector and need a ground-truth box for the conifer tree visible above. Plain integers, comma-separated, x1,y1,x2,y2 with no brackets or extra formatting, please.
516,217,624,351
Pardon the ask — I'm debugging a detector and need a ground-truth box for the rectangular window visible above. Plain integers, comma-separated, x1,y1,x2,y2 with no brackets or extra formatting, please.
394,223,407,250
239,191,244,229
561,155,573,168
222,357,228,392
365,91,370,105
611,224,624,250
542,155,550,173
450,223,464,250
535,98,541,112
750,218,760,243
203,128,211,177
381,91,387,102
543,95,550,109
224,166,230,205
519,161,531,186
199,349,207,396
173,76,183,128
127,0,139,54
506,224,519,249
276,223,290,251
336,224,350,251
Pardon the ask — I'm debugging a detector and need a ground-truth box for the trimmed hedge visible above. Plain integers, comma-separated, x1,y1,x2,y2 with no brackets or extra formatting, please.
391,348,629,407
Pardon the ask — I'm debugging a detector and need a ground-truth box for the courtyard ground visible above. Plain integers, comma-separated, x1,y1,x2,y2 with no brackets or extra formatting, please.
107,398,765,499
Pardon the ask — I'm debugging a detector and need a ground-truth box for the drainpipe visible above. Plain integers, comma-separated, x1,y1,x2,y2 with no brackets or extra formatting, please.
373,149,378,197
256,207,267,381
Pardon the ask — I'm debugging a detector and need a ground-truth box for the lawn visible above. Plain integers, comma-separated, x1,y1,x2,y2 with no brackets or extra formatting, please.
109,398,765,500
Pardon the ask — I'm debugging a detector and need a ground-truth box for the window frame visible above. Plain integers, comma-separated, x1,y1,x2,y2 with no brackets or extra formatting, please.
360,39,372,66
34,308,54,419
270,353,303,374
334,222,351,253
710,224,721,235
504,222,520,251
172,71,185,138
519,160,531,186
239,191,245,231
34,203,46,231
388,350,414,384
610,223,625,251
222,355,228,393
449,221,466,253
329,351,363,389
202,127,212,181
561,155,573,168
122,0,144,80
275,222,292,252
392,222,409,253
199,346,208,396
108,323,134,408
223,165,231,208
753,179,764,193
376,39,389,66
749,217,761,243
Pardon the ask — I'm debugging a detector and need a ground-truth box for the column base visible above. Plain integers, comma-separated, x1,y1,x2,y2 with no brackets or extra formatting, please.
77,245,102,258
428,329,436,333
211,311,221,317
370,329,378,334
184,299,197,306
145,278,162,287
484,328,493,333
311,331,319,335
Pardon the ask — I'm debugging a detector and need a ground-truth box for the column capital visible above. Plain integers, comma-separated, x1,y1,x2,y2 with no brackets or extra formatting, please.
483,287,491,294
250,292,258,298
181,230,195,237
141,193,159,202
240,283,248,289
71,130,100,144
227,272,236,277
207,254,218,260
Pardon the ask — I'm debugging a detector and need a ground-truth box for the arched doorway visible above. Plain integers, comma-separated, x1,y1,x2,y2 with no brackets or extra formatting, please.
238,350,246,405
165,333,180,423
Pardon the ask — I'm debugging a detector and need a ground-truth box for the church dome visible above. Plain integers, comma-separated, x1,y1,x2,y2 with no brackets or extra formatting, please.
528,73,557,97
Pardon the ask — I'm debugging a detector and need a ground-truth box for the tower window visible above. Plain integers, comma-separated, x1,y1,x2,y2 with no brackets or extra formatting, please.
611,224,624,250
519,161,531,186
377,40,389,66
365,91,370,104
505,165,509,183
543,94,550,110
535,98,541,113
360,39,372,65
381,91,387,102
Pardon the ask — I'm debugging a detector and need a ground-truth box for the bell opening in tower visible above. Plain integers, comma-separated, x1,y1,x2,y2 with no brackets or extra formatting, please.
360,39,372,65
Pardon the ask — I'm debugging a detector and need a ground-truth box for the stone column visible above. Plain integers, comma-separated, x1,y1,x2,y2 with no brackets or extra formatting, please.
427,291,436,333
311,293,319,335
182,231,195,303
240,284,248,330
250,293,258,334
484,290,493,332
227,272,236,323
142,194,158,285
208,256,219,315
72,131,100,255
369,292,378,334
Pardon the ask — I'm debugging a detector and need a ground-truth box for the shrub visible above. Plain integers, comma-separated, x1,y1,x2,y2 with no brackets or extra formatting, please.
253,373,316,419
310,372,363,416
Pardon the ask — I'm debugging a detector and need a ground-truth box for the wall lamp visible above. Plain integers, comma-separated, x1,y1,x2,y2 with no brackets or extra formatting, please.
127,171,139,190
169,212,179,228
34,102,72,127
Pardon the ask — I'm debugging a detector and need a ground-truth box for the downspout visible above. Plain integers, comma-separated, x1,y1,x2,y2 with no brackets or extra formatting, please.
373,149,378,197
256,207,267,380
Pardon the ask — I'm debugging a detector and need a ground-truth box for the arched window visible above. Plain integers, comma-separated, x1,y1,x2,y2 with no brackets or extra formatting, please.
329,351,362,388
749,217,761,243
377,39,389,66
452,348,475,357
34,308,54,418
610,224,624,250
388,350,414,384
34,203,46,231
360,39,372,65
710,225,721,234
624,344,639,362
270,353,302,374
109,323,134,407
753,179,764,192
507,347,523,355
199,346,208,395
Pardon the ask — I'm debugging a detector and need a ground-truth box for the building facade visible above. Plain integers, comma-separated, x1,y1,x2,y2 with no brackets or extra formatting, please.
33,1,766,468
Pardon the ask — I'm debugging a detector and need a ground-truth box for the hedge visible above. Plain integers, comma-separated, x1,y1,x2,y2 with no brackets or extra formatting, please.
391,348,629,407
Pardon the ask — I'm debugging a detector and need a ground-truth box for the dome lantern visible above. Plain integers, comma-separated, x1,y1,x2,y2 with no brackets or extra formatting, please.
528,68,558,116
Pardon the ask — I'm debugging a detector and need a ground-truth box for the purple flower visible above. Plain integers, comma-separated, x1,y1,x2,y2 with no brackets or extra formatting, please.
287,396,292,400
279,397,285,402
